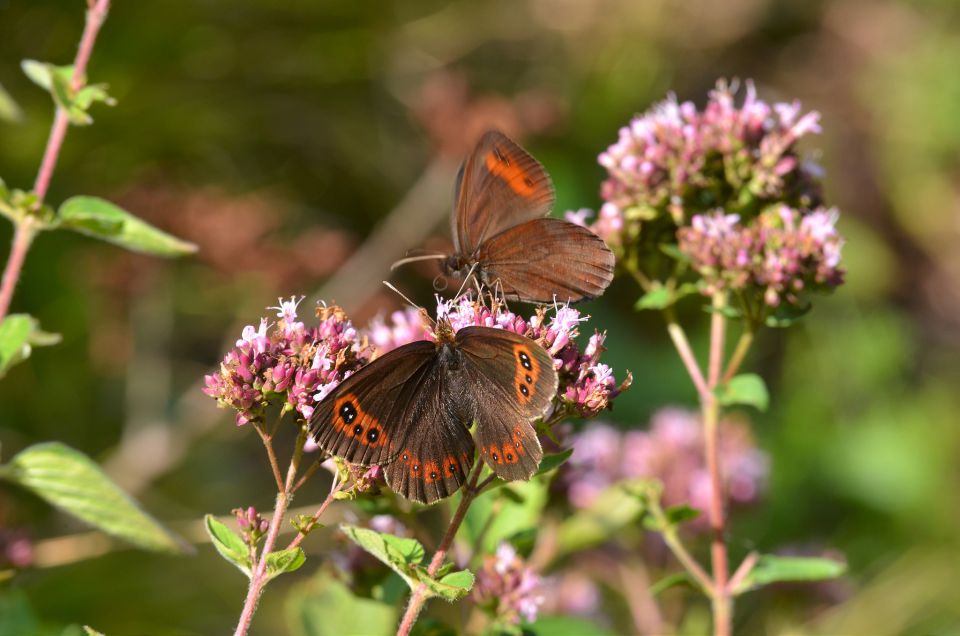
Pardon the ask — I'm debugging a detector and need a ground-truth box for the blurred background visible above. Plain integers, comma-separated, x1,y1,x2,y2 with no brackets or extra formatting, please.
1,0,959,634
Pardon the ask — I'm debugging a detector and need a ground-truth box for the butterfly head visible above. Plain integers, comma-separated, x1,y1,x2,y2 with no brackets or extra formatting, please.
433,317,456,345
440,253,471,278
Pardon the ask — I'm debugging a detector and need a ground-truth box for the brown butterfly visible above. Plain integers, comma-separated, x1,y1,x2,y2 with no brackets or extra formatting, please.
440,130,615,304
309,320,558,504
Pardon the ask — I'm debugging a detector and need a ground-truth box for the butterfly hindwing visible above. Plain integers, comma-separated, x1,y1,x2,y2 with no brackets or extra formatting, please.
453,131,555,255
477,217,616,303
455,326,557,480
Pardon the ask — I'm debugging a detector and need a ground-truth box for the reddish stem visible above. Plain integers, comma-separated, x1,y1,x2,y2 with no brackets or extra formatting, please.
0,223,35,321
34,0,110,203
0,0,111,323
705,292,731,636
396,463,483,636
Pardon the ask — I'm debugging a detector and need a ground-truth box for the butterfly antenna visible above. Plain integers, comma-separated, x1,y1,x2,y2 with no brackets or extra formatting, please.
453,262,479,301
382,281,436,326
390,253,447,271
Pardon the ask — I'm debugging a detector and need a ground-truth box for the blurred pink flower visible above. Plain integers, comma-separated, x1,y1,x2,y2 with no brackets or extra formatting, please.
473,542,545,625
562,408,768,528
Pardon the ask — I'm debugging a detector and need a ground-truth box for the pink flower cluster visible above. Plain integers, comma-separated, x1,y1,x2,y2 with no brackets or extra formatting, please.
473,542,544,625
561,408,768,528
369,296,631,419
677,206,844,305
203,297,373,425
592,79,823,229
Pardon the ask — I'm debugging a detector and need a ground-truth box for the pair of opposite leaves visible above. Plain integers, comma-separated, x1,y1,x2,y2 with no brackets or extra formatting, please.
310,131,614,504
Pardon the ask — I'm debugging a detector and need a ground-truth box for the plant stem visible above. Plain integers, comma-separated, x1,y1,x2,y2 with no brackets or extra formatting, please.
254,421,285,492
647,496,714,595
234,426,308,636
285,478,343,552
34,0,110,203
0,0,111,323
396,463,484,636
705,292,731,636
663,308,710,401
721,330,754,384
0,223,36,321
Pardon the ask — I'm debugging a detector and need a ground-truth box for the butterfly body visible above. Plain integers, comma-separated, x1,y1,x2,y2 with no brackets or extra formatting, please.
444,131,616,304
310,321,559,504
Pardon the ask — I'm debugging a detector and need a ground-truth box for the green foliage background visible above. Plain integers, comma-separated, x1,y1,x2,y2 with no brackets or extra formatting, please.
1,1,959,634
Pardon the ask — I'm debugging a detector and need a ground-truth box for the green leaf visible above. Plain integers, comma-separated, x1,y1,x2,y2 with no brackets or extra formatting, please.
418,568,474,601
204,514,251,577
703,303,743,319
635,286,672,310
286,576,396,636
659,243,691,262
635,282,700,311
535,448,573,475
1,442,183,553
82,628,105,636
765,302,812,328
650,571,696,596
57,196,197,257
715,373,769,411
733,555,846,595
0,314,61,378
340,525,423,588
0,83,23,123
556,479,647,556
265,547,306,580
664,504,701,526
21,59,115,125
529,616,619,636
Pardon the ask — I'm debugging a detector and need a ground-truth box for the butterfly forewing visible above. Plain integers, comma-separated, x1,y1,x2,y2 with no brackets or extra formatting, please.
453,131,555,255
478,217,616,303
456,327,557,480
310,338,478,505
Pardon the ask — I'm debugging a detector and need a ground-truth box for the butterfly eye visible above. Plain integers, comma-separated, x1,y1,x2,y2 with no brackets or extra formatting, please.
352,424,363,436
525,375,533,384
519,384,529,397
366,428,379,443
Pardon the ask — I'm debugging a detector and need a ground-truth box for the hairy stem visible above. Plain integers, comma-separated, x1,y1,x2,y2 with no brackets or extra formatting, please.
0,223,36,320
254,421,285,492
34,0,110,203
647,495,714,595
721,330,754,384
234,426,308,636
396,463,484,636
705,292,731,636
663,308,710,401
0,0,111,323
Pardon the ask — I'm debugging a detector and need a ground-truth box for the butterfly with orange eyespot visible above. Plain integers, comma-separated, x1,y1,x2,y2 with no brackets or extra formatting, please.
438,130,615,304
308,317,558,504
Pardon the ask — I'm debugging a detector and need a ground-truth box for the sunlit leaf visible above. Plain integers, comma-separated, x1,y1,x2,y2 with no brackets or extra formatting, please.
204,514,251,577
528,615,619,636
536,448,574,475
650,571,696,596
340,525,422,588
0,82,22,122
0,314,61,378
0,443,183,553
733,554,846,595
417,568,474,602
286,576,396,636
715,373,769,411
21,59,115,125
57,196,197,256
265,547,306,580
